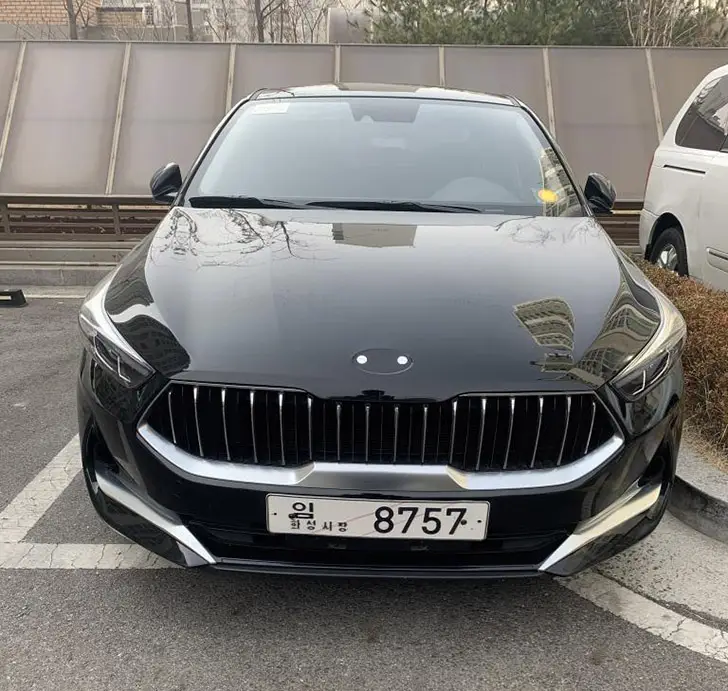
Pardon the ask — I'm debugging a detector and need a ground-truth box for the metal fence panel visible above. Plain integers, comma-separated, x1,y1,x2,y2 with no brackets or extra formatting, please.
549,47,658,200
340,45,440,85
651,48,728,129
443,46,549,123
2,42,728,200
112,43,229,195
0,42,20,142
232,44,335,102
0,42,124,194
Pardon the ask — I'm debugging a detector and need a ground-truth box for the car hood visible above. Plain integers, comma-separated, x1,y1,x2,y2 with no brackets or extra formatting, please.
105,207,661,400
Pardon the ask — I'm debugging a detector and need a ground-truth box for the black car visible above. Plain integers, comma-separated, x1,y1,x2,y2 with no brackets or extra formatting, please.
77,84,685,578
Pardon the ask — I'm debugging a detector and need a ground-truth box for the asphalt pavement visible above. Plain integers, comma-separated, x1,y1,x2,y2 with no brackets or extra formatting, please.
2,297,728,691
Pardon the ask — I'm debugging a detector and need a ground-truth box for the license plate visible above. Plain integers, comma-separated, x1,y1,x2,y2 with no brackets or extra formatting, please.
266,495,489,541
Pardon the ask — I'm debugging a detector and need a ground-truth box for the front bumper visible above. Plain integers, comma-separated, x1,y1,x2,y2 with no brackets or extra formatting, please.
78,367,682,579
90,464,665,578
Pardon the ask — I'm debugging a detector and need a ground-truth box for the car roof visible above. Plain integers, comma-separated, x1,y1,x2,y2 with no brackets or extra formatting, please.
250,83,520,107
697,63,728,86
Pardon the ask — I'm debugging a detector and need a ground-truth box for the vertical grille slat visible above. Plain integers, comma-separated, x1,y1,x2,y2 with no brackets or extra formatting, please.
192,386,203,457
557,396,572,467
421,405,428,464
449,400,458,465
393,405,399,463
531,396,544,468
221,388,231,461
167,389,177,445
336,402,342,461
503,397,515,470
307,396,313,461
278,392,285,467
475,398,486,471
146,386,616,472
249,390,258,464
585,399,597,454
365,404,370,463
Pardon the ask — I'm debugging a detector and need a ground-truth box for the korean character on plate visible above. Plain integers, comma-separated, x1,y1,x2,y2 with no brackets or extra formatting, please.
288,501,314,520
289,518,301,530
337,522,348,533
305,519,316,531
320,521,334,532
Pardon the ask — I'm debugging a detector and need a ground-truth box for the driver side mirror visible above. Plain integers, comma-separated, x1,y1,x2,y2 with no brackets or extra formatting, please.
150,163,183,204
584,173,616,215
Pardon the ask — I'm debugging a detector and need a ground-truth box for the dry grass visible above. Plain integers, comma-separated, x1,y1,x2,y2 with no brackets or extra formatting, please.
637,260,728,454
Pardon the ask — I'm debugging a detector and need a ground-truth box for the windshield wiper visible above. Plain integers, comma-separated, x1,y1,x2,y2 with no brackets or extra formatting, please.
187,196,305,209
304,200,484,213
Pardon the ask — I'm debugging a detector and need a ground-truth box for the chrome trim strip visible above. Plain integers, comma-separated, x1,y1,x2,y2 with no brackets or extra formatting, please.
193,386,203,457
167,389,177,445
503,397,515,470
95,470,216,566
531,396,543,469
221,388,231,461
336,402,342,460
137,422,624,492
448,399,458,464
278,391,285,466
307,396,313,461
250,390,258,463
365,403,370,463
421,404,428,464
584,399,596,455
393,404,399,463
557,395,571,466
475,398,486,471
539,479,661,573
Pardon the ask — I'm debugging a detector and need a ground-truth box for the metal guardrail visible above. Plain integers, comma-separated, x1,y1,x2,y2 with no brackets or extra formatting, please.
0,195,642,245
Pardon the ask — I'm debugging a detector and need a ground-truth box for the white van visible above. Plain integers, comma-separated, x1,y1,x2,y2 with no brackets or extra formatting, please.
640,64,728,290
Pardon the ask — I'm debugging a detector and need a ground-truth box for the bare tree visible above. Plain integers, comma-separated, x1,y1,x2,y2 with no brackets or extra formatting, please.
192,0,355,43
184,0,195,39
62,0,97,39
64,0,78,38
597,0,728,46
206,0,244,41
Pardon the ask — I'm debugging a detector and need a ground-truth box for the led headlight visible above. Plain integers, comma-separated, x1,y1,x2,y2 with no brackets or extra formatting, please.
79,269,154,389
610,285,686,401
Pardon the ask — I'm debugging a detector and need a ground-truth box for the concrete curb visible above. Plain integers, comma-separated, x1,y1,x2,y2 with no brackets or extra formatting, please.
0,264,113,286
668,438,728,545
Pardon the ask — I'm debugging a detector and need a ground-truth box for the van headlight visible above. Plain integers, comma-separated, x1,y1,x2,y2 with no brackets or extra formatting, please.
610,286,686,401
78,270,154,389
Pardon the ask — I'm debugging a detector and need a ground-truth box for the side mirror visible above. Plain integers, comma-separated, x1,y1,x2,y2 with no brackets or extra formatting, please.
150,163,183,204
584,173,616,215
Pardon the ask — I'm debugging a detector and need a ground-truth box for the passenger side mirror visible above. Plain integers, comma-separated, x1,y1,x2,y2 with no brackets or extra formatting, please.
584,173,616,215
150,163,183,204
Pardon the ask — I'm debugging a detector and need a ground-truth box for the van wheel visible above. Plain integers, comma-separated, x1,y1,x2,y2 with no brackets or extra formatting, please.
649,227,688,276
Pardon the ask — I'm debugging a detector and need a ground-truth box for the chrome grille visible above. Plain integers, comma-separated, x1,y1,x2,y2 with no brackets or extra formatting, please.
144,384,617,472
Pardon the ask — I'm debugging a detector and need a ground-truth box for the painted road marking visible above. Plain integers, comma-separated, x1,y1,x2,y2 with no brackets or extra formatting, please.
0,435,81,542
1,434,728,666
562,571,728,664
0,542,174,569
22,287,90,300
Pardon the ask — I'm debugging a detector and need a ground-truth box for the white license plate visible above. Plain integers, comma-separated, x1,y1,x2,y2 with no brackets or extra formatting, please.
266,495,489,541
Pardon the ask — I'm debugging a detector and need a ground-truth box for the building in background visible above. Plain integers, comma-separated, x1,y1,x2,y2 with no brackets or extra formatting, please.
0,0,367,42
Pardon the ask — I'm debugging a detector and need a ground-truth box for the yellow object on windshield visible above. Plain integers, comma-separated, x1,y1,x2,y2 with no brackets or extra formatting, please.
537,189,559,204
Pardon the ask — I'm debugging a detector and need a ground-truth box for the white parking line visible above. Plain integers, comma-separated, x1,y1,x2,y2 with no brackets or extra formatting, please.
562,571,728,664
0,542,174,569
2,434,728,665
0,435,81,542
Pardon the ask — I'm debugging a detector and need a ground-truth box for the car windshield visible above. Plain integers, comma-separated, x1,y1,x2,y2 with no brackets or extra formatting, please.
187,95,585,217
